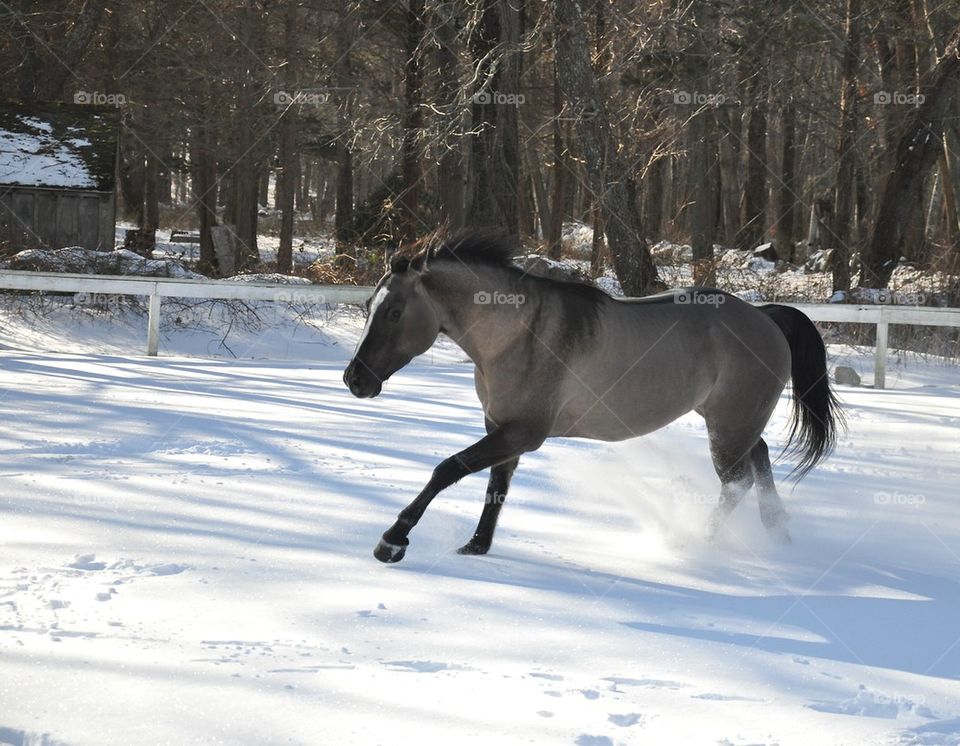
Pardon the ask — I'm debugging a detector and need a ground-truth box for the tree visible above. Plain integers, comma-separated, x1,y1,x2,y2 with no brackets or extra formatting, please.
551,0,659,296
831,0,861,292
465,0,522,243
862,22,960,288
399,0,426,243
686,0,720,286
276,0,301,273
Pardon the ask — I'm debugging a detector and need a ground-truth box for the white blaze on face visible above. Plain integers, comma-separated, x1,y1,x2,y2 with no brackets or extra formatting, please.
355,285,389,354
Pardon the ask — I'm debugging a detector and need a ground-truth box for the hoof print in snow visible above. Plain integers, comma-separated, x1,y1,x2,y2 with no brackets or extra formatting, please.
575,736,613,746
69,554,107,571
608,712,644,727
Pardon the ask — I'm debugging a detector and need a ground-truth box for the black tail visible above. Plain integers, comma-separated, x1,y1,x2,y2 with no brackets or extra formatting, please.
759,304,845,480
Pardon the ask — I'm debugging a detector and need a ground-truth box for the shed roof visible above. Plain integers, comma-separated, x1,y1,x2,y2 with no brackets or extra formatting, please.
0,100,120,192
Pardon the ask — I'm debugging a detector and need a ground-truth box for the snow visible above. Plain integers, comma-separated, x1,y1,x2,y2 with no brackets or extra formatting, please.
1,308,960,745
3,247,204,279
0,117,97,189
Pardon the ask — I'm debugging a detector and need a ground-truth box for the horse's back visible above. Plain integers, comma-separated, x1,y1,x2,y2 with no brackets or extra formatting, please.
552,289,790,440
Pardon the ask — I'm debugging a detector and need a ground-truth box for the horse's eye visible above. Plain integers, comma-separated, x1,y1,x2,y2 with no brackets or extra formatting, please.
388,307,402,322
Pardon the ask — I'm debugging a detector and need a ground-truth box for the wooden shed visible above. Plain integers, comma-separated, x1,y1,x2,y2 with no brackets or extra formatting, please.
0,100,119,252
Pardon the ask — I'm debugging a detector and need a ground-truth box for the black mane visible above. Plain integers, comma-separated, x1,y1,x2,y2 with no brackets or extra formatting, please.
427,231,611,308
430,233,517,267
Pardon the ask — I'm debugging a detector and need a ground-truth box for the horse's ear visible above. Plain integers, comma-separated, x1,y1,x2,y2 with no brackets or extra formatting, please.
410,249,430,273
390,255,410,274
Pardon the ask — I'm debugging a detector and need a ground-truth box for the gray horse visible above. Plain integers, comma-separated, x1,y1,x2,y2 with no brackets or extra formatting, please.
343,235,842,563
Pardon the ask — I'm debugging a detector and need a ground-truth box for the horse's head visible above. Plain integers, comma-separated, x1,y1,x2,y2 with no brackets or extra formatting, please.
343,252,440,398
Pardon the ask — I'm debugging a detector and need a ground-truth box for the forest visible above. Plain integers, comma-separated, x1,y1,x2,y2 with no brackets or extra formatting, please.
3,0,959,299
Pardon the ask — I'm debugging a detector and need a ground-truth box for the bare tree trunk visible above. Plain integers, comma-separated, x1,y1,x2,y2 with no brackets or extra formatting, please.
277,0,299,273
940,139,960,244
334,6,356,250
435,3,465,231
551,0,659,295
191,122,219,273
777,100,798,262
716,105,740,248
526,139,550,239
144,149,160,237
466,0,521,243
399,0,426,243
831,0,860,292
916,0,960,248
590,201,605,276
232,0,261,270
687,0,719,285
736,38,768,251
862,24,960,288
119,140,145,226
688,109,719,286
545,66,568,258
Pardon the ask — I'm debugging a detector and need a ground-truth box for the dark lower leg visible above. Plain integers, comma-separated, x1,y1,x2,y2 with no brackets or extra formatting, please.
706,443,755,538
375,426,542,562
751,439,790,535
458,457,519,555
707,473,754,537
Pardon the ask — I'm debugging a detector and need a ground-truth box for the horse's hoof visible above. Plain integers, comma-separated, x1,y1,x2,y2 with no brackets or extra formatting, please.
771,525,792,544
374,539,407,563
457,541,489,555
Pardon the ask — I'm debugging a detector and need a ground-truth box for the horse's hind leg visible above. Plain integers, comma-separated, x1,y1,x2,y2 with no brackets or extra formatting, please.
705,432,755,539
751,438,791,542
457,456,519,556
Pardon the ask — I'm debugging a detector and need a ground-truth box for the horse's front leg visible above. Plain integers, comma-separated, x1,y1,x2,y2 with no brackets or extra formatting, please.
374,425,543,563
456,456,519,555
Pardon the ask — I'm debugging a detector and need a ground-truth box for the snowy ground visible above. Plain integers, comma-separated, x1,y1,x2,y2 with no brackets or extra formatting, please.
1,307,960,745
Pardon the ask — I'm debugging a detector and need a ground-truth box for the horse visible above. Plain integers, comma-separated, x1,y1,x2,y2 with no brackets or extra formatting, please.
343,234,842,564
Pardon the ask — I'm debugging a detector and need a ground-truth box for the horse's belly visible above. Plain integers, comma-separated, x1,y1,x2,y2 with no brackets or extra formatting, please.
551,382,707,441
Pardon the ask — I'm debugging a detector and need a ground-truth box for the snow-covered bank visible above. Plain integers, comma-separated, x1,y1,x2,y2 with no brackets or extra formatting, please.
0,324,959,744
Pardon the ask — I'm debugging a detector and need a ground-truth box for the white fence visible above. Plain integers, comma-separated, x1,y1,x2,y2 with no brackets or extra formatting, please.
1,270,958,389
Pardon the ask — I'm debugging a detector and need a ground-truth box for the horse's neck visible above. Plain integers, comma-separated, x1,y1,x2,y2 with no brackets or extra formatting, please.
426,263,531,366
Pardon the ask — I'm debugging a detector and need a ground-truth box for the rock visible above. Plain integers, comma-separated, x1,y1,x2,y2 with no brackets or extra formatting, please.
7,247,203,279
560,221,595,259
224,273,313,284
835,366,861,387
513,254,590,283
753,242,778,262
805,249,834,273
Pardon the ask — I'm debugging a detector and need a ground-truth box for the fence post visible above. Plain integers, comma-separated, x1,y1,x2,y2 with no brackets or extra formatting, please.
147,291,161,356
875,315,888,389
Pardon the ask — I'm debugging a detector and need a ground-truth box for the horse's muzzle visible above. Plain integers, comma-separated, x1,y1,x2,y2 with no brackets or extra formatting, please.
343,360,383,399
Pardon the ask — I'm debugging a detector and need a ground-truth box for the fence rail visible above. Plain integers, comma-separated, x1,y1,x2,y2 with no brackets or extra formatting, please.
1,269,958,389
